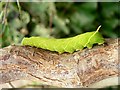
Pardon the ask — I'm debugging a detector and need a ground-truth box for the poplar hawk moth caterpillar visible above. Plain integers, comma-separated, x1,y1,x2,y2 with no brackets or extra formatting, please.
21,26,104,54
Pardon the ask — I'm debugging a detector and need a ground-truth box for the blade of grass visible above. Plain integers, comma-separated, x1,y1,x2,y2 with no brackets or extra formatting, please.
16,0,22,19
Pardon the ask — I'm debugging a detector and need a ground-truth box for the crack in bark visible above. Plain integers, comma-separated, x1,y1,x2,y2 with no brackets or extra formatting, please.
27,73,48,82
43,76,62,82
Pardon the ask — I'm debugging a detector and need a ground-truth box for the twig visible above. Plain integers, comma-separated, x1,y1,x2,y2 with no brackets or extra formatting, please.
8,82,15,88
16,0,22,19
49,11,54,33
2,0,9,25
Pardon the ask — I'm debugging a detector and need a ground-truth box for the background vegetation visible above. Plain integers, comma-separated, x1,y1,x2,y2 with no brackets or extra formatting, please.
0,1,119,89
0,2,119,48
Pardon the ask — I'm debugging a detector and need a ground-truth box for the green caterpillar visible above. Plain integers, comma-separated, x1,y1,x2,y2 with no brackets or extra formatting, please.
21,26,104,54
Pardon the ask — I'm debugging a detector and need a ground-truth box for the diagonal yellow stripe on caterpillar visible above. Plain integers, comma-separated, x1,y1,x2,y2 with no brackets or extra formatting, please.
84,25,102,47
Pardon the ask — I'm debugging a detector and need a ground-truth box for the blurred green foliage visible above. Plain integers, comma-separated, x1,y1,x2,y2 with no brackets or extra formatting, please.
0,2,119,48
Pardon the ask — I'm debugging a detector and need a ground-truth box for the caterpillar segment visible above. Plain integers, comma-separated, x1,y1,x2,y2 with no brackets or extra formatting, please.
59,39,73,53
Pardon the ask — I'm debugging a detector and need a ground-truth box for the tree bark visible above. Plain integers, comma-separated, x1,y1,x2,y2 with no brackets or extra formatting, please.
0,38,119,88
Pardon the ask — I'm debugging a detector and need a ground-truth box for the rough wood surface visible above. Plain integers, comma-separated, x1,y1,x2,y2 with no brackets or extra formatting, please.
0,38,119,88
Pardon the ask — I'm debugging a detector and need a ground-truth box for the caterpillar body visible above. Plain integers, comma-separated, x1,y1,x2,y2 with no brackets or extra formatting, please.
21,26,104,54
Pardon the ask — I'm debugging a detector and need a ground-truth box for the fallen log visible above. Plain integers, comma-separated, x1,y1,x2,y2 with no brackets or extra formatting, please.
0,38,119,88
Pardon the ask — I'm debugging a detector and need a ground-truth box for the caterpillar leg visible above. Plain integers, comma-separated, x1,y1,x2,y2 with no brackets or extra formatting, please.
73,43,84,51
86,43,93,49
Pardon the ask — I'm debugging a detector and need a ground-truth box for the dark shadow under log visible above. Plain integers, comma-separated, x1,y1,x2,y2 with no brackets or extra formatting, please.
0,38,119,88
